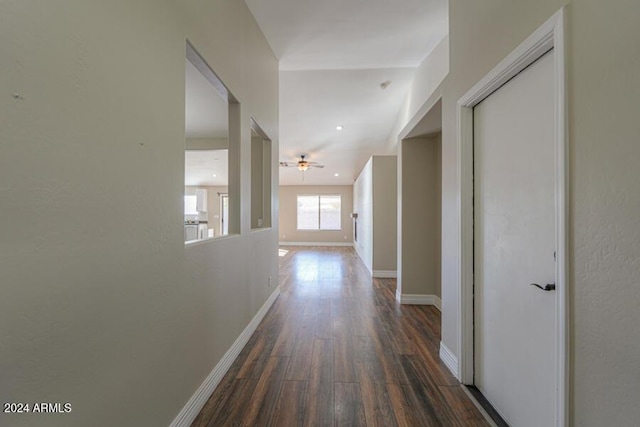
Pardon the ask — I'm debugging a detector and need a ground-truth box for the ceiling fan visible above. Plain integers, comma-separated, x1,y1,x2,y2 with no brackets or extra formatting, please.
279,154,325,172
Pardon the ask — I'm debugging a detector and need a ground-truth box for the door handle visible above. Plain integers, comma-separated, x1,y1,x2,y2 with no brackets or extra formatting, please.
530,283,556,291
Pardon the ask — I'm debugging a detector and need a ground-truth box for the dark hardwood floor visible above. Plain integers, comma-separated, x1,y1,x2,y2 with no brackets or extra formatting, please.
192,246,490,427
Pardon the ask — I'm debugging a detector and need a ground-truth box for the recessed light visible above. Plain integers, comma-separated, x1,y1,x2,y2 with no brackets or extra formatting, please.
334,173,339,177
212,174,217,177
336,125,343,131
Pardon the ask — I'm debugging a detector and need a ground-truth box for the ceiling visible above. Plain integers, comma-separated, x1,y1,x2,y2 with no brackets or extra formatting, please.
245,0,448,185
245,0,448,71
185,150,229,187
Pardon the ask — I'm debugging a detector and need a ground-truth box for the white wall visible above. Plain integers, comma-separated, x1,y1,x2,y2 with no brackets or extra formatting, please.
353,159,374,271
0,1,279,426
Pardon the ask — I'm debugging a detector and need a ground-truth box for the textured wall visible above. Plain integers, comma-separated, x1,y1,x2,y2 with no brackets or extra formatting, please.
0,1,279,426
443,0,640,424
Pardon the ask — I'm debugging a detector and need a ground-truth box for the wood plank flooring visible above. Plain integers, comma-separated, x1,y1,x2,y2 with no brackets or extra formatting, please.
192,246,490,427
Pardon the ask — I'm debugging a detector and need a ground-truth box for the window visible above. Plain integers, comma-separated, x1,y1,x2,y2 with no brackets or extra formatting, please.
297,195,341,230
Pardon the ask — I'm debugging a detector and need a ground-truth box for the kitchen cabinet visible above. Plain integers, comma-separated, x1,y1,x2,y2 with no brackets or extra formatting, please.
184,224,198,241
196,189,208,212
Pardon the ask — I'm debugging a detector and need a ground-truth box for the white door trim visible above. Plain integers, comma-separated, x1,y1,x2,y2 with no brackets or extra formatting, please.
456,8,568,426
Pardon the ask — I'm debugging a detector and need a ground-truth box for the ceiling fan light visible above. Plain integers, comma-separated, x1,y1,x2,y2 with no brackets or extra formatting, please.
298,163,309,171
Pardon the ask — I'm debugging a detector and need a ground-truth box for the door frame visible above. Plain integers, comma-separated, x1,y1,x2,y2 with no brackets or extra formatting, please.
456,8,568,426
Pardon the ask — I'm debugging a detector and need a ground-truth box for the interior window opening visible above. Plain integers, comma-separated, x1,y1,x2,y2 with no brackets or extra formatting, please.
184,41,238,243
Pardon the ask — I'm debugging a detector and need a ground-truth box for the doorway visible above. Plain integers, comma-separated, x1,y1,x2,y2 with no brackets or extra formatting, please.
396,96,443,306
457,9,568,427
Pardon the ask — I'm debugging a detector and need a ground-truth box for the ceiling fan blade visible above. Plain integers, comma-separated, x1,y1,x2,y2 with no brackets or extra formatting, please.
279,162,299,167
310,164,325,168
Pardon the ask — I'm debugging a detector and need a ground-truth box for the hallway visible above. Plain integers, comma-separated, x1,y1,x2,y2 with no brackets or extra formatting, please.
192,247,489,426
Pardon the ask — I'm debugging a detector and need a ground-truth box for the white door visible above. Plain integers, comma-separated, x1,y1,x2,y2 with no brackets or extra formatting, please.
473,50,557,426
221,194,229,235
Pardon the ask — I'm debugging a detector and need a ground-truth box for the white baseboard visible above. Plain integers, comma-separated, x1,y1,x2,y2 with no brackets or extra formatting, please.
278,241,353,247
434,295,442,310
353,247,372,275
372,270,397,278
397,293,442,310
169,286,281,427
439,342,459,380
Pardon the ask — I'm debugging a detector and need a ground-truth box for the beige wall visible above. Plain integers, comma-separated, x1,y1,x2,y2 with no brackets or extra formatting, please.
251,136,264,229
0,1,279,426
279,186,353,244
372,156,398,272
186,137,228,150
398,135,442,298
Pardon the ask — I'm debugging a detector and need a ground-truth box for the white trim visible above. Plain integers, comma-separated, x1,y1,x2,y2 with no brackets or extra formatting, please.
353,247,373,275
397,294,441,310
456,8,568,427
169,286,281,427
439,342,459,379
372,270,397,278
278,241,353,247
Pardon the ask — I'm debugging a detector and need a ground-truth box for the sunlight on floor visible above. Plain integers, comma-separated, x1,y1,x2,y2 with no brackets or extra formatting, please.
278,249,289,257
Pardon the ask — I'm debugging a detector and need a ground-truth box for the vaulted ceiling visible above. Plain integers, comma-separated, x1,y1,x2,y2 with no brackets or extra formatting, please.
245,0,448,185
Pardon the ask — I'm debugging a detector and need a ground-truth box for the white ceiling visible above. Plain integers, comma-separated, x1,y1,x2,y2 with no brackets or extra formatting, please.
279,68,414,185
245,0,448,71
245,0,448,185
185,150,229,187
